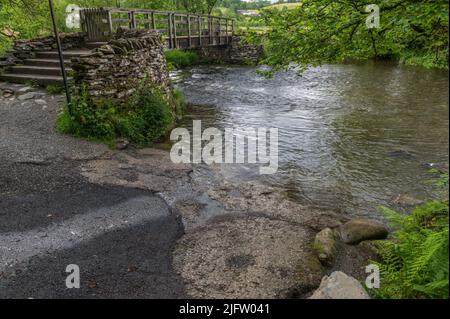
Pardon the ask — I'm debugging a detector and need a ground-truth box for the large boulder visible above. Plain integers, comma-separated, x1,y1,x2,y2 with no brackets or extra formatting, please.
309,271,370,299
338,219,388,245
314,228,337,267
173,215,323,298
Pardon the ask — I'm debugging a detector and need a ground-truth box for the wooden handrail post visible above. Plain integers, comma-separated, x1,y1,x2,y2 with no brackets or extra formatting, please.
209,16,212,44
187,14,192,48
168,13,173,49
107,10,114,36
198,16,202,47
152,12,156,29
129,11,136,29
144,13,150,29
225,18,228,44
173,14,178,49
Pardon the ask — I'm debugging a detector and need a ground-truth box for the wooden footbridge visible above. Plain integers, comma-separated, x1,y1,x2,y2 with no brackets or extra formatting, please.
81,7,235,49
0,7,235,85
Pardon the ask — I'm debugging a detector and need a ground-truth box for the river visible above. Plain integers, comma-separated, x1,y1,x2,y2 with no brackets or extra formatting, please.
172,61,449,219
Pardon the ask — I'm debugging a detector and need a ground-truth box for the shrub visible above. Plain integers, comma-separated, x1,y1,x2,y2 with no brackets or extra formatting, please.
173,88,187,118
165,49,200,68
373,200,449,299
57,88,116,145
46,84,65,94
118,86,173,146
57,81,175,147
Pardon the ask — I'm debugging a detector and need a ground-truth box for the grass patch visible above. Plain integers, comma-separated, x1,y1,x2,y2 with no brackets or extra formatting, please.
57,80,178,148
46,84,65,94
165,49,200,69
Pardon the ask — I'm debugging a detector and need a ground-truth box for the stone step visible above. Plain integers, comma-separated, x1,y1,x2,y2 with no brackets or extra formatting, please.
24,58,71,67
9,65,73,76
35,50,91,60
0,73,71,86
85,42,108,49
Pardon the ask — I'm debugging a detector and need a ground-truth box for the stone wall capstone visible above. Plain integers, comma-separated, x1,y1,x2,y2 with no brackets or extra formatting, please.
71,28,171,106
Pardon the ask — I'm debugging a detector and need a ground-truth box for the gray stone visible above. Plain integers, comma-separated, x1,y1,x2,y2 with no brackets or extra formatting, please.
17,92,36,101
339,219,388,245
115,138,129,150
314,228,337,267
2,89,14,98
35,99,47,106
207,182,349,230
173,216,323,298
309,271,370,299
16,86,34,95
394,194,423,206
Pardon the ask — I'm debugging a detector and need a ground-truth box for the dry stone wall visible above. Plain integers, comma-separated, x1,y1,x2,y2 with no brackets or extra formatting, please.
71,29,171,105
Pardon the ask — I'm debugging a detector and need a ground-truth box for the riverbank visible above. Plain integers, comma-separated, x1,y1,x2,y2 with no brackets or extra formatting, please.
0,82,384,298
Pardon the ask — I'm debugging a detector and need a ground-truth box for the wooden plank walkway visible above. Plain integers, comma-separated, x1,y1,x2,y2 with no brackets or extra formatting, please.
80,7,235,49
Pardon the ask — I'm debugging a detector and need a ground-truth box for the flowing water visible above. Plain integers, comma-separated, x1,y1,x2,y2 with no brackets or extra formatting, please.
173,61,449,218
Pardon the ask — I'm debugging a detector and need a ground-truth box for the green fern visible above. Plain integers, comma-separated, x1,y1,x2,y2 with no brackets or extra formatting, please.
374,201,449,299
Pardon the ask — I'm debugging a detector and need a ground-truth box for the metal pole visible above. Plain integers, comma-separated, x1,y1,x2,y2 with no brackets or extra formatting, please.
48,0,71,108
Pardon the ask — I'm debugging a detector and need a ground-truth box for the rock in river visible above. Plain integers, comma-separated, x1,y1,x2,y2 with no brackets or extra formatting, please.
309,271,370,299
338,219,388,245
314,228,337,267
173,215,323,299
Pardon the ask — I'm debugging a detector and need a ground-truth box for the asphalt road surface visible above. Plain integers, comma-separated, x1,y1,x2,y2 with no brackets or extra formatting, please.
0,84,187,298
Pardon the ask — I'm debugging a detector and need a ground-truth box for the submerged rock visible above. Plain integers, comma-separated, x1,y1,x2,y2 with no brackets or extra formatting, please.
386,150,416,161
338,219,388,245
174,198,207,229
309,271,370,299
81,148,192,192
173,215,323,299
314,228,337,267
207,182,349,231
393,194,423,207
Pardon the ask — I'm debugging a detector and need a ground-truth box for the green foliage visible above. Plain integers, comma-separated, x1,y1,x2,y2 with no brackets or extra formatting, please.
117,84,173,146
173,87,187,117
251,0,449,71
57,81,175,147
165,50,200,69
374,200,449,299
46,84,65,94
57,87,116,145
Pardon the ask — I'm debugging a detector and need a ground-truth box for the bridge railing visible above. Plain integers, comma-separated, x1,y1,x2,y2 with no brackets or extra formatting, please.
80,7,235,49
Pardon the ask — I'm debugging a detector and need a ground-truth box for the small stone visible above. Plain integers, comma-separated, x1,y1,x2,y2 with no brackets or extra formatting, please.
314,228,337,267
394,194,423,207
309,271,370,299
115,138,129,150
2,89,14,98
18,92,36,101
16,86,34,95
338,219,388,245
35,99,47,106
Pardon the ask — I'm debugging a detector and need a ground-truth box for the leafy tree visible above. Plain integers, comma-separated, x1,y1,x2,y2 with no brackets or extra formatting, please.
252,0,448,70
